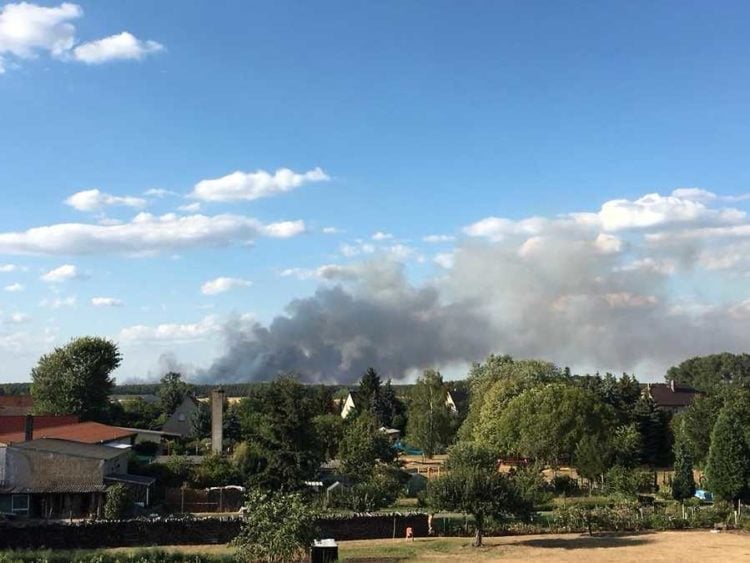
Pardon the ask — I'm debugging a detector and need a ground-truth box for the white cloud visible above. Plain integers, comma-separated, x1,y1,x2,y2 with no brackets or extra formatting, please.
0,3,163,73
201,277,252,295
372,231,393,241
191,167,329,202
0,264,19,272
4,283,23,292
594,233,623,254
434,252,454,269
178,202,201,213
7,312,29,323
671,188,717,201
65,189,146,212
91,296,123,307
72,31,163,64
41,264,79,283
423,234,455,243
39,296,76,309
143,188,177,198
261,220,306,238
0,2,81,68
463,216,547,241
322,227,341,234
119,315,219,343
574,192,745,232
618,258,676,276
0,212,305,255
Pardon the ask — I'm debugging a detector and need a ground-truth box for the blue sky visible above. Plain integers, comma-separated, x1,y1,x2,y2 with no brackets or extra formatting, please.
1,1,750,383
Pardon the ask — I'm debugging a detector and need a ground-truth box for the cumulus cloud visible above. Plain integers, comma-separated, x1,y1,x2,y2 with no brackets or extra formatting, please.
0,2,163,73
201,277,252,295
91,296,123,307
72,31,163,64
372,231,393,241
65,189,146,212
191,167,329,202
120,315,219,343
0,212,305,255
423,234,455,243
4,283,23,292
41,264,79,282
0,264,19,272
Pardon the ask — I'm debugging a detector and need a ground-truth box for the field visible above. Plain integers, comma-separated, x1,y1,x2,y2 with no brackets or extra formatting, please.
88,530,750,562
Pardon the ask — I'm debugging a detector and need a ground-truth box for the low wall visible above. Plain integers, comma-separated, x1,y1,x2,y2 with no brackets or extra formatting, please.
0,514,428,549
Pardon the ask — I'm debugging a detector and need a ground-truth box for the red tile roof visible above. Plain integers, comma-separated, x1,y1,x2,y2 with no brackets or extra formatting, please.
0,415,78,434
0,421,136,445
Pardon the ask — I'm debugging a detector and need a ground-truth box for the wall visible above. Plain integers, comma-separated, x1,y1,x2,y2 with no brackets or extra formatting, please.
6,449,103,490
0,514,429,549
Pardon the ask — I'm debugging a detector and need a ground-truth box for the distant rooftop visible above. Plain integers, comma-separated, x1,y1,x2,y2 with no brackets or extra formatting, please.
0,421,135,445
11,438,127,460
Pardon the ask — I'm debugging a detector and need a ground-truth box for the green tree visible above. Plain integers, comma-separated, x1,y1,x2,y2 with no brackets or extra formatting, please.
356,367,385,421
666,353,750,392
633,396,673,467
380,378,406,430
232,490,319,563
103,483,131,520
706,401,750,504
428,469,530,547
192,453,242,488
406,370,453,458
462,358,560,442
475,382,615,465
671,436,696,502
158,372,192,415
312,413,345,460
678,393,725,468
235,376,324,490
445,442,498,472
339,412,394,482
31,337,121,421
575,435,608,492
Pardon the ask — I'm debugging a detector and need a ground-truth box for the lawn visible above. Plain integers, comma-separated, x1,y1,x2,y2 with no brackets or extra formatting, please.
10,530,747,562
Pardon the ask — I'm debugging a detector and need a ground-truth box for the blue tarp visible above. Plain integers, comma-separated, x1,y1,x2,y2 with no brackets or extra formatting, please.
393,440,423,455
694,489,713,501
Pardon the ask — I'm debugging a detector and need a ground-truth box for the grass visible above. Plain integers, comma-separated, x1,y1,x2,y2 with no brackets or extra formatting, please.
5,531,750,562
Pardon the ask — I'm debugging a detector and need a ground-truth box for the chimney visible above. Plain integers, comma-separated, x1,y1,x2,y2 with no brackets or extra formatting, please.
24,414,33,442
211,388,225,455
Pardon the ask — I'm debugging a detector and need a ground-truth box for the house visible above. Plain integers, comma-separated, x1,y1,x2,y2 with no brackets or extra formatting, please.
116,427,180,449
445,390,468,416
643,381,699,413
161,395,202,438
340,391,359,419
0,438,154,518
0,396,33,416
0,420,137,447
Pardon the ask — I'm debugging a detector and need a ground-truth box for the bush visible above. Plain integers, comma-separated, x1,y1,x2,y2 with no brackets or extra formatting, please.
551,475,580,496
232,491,318,562
103,483,131,520
328,479,398,512
133,440,160,457
604,466,654,496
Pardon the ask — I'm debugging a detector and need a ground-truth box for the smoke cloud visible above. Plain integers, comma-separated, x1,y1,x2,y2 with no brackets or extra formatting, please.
199,189,750,383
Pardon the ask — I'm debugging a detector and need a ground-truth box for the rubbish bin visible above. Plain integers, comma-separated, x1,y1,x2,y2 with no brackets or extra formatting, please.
311,538,338,562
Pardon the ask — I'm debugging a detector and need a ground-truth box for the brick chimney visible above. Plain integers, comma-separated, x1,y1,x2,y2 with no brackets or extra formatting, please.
211,388,225,455
24,414,33,442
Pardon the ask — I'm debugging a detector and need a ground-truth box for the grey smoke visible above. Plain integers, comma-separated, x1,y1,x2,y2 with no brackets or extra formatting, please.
200,222,750,383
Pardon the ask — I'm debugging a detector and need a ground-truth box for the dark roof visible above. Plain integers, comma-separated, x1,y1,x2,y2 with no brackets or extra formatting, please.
105,474,156,486
646,383,698,408
11,438,127,460
0,483,107,494
0,421,136,445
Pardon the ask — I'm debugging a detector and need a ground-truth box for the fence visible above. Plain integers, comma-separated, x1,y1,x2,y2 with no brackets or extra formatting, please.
0,513,429,549
164,487,245,513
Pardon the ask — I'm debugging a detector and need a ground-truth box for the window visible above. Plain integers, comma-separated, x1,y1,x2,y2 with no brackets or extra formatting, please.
11,494,29,514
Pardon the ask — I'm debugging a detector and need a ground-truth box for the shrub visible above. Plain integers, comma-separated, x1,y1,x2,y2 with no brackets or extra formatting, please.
103,483,131,520
551,475,580,496
232,490,318,562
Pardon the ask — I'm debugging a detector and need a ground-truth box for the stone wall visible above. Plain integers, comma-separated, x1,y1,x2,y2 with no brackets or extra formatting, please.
0,514,429,549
